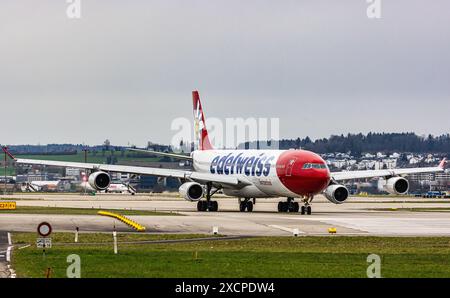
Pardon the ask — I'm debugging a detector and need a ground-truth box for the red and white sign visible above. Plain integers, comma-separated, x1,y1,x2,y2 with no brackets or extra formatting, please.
37,222,52,237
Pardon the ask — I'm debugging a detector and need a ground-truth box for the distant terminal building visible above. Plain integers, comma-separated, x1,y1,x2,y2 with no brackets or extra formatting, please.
65,167,81,179
16,173,51,183
0,176,16,193
408,171,450,191
408,172,450,183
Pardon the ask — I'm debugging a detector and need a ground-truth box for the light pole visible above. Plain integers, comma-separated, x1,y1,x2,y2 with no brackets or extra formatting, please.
3,146,7,195
83,147,88,195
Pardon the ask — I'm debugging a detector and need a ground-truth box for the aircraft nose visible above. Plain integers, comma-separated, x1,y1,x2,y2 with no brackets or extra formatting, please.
296,162,330,194
308,169,330,190
276,150,331,196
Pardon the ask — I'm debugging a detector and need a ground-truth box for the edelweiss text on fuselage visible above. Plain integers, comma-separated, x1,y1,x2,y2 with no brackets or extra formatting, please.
210,153,275,176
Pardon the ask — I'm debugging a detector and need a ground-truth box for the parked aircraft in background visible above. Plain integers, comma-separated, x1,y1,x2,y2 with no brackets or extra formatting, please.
78,172,136,195
2,91,445,214
21,180,59,192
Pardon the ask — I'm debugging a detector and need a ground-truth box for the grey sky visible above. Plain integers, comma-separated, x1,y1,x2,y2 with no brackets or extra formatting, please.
1,0,449,147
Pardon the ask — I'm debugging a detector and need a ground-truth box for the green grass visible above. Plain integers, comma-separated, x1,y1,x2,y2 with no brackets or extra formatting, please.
11,235,450,278
13,232,217,245
14,152,163,164
0,167,15,176
0,206,179,216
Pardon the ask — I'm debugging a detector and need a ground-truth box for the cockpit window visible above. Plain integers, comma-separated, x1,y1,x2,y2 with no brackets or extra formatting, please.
302,163,327,169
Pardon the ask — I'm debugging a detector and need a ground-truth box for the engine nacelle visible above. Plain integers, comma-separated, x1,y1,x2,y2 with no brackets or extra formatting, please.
324,184,349,204
383,177,409,195
179,182,204,202
88,171,111,191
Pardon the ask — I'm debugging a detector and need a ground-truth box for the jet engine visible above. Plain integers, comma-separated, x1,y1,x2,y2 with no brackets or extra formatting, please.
383,177,409,195
324,184,349,204
88,171,111,191
179,182,204,202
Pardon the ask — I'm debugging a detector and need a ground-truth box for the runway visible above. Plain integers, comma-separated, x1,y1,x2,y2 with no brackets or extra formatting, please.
1,194,450,236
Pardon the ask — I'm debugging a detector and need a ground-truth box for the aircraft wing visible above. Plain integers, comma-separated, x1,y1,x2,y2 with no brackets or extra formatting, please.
14,158,242,186
126,148,193,161
331,158,446,181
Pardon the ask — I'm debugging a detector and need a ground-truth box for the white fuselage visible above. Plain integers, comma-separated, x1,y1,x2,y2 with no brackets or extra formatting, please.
192,150,298,198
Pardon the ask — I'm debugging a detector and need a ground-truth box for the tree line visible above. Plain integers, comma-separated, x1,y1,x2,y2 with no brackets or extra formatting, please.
244,133,450,156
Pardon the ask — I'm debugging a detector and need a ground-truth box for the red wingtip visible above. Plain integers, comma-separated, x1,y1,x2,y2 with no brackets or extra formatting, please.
2,146,16,160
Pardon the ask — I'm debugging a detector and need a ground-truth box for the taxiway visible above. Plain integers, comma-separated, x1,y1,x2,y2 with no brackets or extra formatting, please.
1,194,450,236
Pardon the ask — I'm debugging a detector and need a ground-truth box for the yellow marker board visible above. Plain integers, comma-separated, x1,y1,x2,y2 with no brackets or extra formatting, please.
0,202,16,210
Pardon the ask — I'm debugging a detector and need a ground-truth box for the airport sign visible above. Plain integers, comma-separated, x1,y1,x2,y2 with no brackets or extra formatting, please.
0,202,16,210
36,238,52,249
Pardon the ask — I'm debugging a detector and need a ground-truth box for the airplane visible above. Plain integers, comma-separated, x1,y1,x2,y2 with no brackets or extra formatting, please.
2,91,446,214
21,180,59,192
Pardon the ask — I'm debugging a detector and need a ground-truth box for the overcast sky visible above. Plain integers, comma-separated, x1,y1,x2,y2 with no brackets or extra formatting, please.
1,0,449,147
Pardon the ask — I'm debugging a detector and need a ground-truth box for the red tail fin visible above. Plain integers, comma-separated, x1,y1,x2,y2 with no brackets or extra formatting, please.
192,91,213,150
2,146,16,160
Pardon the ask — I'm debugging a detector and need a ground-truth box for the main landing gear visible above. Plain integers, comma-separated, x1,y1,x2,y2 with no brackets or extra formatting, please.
239,197,255,212
197,200,218,212
277,197,299,213
278,196,314,214
197,182,219,212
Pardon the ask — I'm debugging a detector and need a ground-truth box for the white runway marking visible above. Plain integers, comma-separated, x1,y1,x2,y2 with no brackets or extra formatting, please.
6,247,12,262
269,225,304,234
7,233,11,245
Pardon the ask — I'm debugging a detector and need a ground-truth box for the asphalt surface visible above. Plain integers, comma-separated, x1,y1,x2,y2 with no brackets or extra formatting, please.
1,194,450,236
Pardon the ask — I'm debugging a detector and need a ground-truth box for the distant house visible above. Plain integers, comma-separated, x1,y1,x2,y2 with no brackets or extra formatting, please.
390,152,400,159
376,152,386,159
363,153,375,159
409,157,420,165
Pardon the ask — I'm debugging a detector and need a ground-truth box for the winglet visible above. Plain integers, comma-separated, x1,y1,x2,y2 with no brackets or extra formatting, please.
1,146,16,161
438,158,446,169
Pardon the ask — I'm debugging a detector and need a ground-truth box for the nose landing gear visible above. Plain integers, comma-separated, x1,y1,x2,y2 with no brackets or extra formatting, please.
300,196,314,215
300,205,312,215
